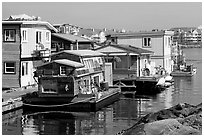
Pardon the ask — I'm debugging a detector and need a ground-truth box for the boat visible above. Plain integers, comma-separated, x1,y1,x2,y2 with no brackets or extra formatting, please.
22,50,121,112
170,64,196,77
113,76,165,95
170,71,193,77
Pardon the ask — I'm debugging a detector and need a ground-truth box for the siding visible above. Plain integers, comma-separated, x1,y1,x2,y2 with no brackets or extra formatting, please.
2,24,21,88
20,24,52,87
21,25,51,57
117,36,164,56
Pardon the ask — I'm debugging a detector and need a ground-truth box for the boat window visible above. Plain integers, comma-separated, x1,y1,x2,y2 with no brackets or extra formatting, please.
60,66,66,75
41,79,57,93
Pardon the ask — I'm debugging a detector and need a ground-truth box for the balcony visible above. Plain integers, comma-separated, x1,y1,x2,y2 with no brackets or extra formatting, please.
32,44,51,58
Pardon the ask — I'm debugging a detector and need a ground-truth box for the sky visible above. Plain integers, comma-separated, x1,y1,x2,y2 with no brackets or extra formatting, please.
2,2,202,31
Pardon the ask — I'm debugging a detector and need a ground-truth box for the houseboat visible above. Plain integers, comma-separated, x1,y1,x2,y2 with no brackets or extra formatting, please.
95,44,168,95
170,64,196,77
22,50,121,112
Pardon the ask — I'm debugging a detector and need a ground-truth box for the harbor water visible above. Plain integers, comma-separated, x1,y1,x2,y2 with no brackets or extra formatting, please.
2,48,202,135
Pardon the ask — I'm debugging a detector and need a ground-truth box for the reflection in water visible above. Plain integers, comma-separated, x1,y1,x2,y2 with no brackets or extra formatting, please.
164,87,173,109
20,98,149,135
2,98,150,135
2,109,23,135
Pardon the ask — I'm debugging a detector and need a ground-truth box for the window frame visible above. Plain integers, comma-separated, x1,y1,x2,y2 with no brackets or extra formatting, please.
60,66,66,75
36,31,42,44
4,29,16,42
45,31,50,42
142,37,152,48
4,62,16,74
21,29,28,42
22,62,28,76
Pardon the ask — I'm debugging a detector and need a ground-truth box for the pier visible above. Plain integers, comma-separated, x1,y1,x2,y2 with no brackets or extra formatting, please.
2,87,37,114
113,75,165,95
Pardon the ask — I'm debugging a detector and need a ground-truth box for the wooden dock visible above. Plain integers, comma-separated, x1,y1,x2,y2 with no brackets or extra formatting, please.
113,75,165,95
2,87,37,114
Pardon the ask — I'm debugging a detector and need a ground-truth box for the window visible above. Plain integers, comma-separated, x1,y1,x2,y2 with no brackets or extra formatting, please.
93,76,100,86
98,57,103,64
22,62,28,76
4,62,16,74
60,66,66,75
89,59,94,68
83,60,89,68
84,59,91,68
84,79,89,88
51,43,56,48
59,43,64,49
46,31,50,42
4,29,15,42
36,31,42,43
143,37,151,47
21,29,28,42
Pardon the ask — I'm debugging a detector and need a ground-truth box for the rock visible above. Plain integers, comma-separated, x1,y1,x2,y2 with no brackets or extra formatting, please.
143,119,201,135
177,113,202,131
119,103,202,135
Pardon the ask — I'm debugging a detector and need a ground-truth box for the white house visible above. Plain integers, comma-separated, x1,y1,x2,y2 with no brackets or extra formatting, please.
106,30,174,74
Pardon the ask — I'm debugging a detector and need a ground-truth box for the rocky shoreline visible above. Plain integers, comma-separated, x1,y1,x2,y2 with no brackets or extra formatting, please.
117,103,202,135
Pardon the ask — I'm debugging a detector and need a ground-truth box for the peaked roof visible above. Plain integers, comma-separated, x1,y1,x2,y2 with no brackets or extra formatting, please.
51,50,105,57
96,44,154,55
52,33,91,43
37,59,84,68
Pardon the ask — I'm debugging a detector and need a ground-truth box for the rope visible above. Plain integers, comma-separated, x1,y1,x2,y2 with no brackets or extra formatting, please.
23,97,95,107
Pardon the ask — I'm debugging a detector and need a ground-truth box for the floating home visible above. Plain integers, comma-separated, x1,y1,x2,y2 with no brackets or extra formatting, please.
95,44,169,95
95,44,154,80
23,50,120,112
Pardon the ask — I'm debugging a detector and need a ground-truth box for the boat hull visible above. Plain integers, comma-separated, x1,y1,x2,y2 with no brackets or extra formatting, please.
22,88,120,112
170,71,193,77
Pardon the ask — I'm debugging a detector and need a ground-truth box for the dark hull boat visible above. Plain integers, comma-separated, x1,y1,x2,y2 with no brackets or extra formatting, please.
22,51,121,112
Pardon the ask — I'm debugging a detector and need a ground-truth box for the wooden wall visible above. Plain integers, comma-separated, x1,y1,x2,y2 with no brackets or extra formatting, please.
2,24,21,88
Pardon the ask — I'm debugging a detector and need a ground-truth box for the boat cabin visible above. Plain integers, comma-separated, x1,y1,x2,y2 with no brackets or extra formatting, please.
35,50,106,97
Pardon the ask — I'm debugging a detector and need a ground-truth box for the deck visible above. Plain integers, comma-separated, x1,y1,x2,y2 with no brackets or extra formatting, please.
113,75,166,95
2,87,37,114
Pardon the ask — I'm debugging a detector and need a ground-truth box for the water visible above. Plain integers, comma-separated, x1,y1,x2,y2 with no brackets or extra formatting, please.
2,48,202,135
